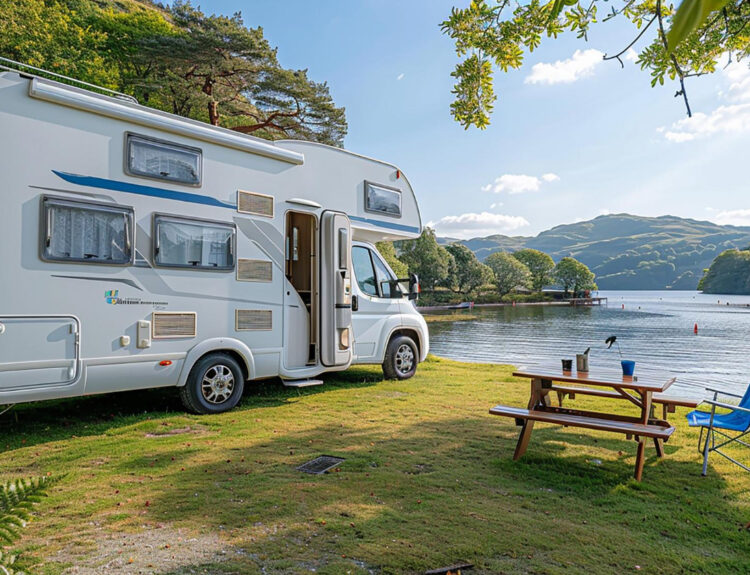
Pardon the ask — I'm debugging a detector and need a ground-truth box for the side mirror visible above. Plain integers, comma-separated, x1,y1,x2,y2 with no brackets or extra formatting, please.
384,279,405,299
408,273,420,301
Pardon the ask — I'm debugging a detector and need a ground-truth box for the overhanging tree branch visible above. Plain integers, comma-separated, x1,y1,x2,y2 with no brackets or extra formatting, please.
603,15,656,68
656,0,692,117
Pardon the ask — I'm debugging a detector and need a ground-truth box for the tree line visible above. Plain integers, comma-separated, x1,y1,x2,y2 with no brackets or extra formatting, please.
0,0,347,146
380,229,597,302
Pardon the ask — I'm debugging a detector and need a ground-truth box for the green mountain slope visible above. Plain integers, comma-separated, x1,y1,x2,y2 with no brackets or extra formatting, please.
440,214,750,290
698,249,750,294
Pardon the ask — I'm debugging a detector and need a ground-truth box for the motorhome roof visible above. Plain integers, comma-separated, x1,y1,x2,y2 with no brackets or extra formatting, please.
13,72,304,165
2,63,423,241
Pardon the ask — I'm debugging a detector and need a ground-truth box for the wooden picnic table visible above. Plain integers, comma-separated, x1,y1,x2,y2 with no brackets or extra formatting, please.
490,363,682,480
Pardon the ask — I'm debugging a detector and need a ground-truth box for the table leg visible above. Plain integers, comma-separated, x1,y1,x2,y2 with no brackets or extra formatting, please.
653,438,665,457
556,390,565,406
634,390,655,479
634,439,646,481
514,420,535,460
528,378,542,409
639,391,653,425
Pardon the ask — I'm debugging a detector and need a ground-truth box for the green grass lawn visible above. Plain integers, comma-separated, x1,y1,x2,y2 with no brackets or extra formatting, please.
2,357,749,574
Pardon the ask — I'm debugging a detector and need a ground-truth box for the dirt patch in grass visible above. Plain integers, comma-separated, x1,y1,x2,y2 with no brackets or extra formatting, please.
54,525,231,574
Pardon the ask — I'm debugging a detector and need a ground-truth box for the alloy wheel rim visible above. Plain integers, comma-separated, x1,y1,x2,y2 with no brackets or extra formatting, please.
201,364,235,404
395,344,414,374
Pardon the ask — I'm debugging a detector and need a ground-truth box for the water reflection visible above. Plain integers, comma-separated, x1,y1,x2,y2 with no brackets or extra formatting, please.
427,290,750,398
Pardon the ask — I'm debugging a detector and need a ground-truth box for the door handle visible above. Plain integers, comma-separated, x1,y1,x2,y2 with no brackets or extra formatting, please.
0,322,5,335
351,295,359,312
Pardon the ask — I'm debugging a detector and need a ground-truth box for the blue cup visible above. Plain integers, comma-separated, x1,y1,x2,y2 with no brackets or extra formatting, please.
621,360,635,377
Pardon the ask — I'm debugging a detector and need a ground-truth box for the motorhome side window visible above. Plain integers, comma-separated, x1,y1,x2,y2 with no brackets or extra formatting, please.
41,196,133,265
371,251,400,298
126,134,201,186
365,182,402,218
154,215,235,270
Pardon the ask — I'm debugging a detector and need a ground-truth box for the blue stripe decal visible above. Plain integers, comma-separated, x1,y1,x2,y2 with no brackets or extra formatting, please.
349,215,420,234
53,171,237,210
52,171,420,234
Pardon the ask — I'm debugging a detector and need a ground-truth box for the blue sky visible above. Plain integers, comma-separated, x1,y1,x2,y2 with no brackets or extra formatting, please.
200,1,750,238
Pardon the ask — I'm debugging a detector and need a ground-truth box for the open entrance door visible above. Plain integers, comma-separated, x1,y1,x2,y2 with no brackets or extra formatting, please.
319,211,353,368
285,212,318,365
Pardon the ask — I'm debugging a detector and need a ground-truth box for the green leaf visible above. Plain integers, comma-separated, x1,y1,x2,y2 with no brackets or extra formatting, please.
546,0,578,23
667,0,731,52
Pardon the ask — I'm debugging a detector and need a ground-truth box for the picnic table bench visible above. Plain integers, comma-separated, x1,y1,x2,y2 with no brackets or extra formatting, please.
552,385,699,419
490,364,686,480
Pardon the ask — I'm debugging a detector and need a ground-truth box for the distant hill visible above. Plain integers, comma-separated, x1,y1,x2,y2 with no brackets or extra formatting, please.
698,249,750,294
439,214,750,290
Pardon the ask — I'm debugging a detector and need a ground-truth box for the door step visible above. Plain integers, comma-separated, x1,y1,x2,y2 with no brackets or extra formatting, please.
282,378,324,388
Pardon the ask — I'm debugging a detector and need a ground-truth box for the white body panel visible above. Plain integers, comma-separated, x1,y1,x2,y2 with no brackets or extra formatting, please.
0,71,428,407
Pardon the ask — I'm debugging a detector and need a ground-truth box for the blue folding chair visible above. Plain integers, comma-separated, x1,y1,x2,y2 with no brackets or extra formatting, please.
686,385,750,475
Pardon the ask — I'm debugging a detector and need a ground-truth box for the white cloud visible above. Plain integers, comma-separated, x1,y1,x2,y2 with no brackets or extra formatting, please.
428,212,530,239
624,48,639,63
724,59,750,101
598,208,611,216
482,173,559,194
525,49,604,85
712,208,750,227
489,202,504,209
662,105,750,142
660,55,750,142
396,73,405,81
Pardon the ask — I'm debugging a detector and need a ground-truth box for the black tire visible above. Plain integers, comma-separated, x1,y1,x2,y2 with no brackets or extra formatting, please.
382,335,418,380
180,353,245,414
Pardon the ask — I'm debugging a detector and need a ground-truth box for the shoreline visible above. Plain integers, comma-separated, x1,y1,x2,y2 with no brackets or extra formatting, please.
418,300,576,312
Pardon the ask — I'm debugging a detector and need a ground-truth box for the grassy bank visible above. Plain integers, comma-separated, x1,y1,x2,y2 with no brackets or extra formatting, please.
2,357,749,574
422,313,479,323
415,288,555,308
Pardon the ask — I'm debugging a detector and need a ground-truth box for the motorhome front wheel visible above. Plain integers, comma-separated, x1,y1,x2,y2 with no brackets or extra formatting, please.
180,353,245,414
382,335,418,380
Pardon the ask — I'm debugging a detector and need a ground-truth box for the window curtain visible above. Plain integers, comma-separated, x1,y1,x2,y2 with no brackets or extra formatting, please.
48,204,127,262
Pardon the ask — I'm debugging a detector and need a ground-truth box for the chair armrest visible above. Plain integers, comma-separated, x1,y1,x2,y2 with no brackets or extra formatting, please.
704,386,743,398
703,399,750,414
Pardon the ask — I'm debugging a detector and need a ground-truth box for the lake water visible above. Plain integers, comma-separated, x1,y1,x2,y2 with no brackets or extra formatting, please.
427,290,750,399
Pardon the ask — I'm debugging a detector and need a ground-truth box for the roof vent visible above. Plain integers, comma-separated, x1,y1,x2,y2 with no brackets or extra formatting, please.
237,190,274,217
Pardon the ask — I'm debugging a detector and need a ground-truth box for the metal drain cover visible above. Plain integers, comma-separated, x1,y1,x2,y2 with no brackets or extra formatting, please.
296,455,345,475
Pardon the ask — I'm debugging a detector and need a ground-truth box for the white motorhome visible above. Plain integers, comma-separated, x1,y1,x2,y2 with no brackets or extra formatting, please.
0,64,428,414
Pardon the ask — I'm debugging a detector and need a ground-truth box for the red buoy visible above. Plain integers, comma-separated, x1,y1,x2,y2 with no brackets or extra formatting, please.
694,323,698,334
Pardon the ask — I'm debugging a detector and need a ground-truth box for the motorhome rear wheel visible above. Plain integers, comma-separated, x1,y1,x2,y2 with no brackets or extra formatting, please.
382,336,418,380
180,353,245,414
